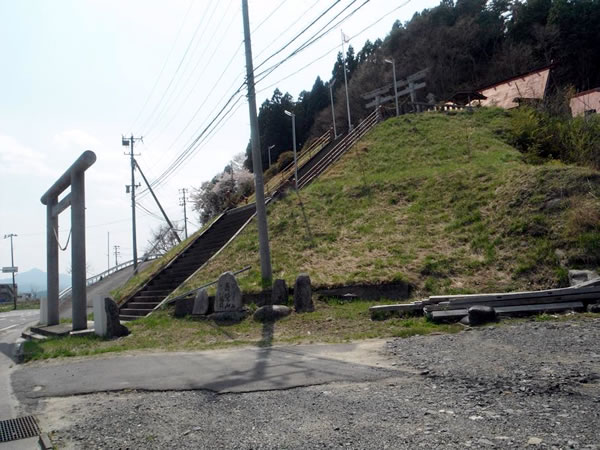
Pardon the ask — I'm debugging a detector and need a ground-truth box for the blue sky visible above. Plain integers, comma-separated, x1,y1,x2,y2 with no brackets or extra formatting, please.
0,0,438,277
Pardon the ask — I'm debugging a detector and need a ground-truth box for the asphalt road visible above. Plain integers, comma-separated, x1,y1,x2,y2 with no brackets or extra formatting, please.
59,261,152,318
12,341,400,405
0,309,38,421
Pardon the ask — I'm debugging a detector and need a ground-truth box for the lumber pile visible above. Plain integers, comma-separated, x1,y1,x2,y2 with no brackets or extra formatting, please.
369,279,600,324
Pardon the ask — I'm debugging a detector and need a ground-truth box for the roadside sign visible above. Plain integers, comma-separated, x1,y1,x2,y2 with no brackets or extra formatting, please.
2,266,18,273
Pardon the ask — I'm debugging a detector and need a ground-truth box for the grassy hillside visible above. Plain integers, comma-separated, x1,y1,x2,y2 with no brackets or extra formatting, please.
174,108,600,298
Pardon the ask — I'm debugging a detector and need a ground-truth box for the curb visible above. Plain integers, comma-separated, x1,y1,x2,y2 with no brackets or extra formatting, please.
38,433,53,450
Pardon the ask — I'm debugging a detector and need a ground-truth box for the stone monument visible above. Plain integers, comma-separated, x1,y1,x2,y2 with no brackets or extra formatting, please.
294,273,314,313
215,272,243,312
271,279,288,305
192,289,210,315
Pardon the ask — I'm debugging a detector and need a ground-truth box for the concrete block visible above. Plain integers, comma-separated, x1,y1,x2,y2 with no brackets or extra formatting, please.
93,295,107,337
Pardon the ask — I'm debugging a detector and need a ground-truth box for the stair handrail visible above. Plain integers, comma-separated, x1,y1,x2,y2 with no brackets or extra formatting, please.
264,130,332,196
157,265,252,310
298,109,381,189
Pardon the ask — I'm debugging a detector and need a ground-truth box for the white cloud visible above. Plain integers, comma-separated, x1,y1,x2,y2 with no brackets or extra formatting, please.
0,134,52,176
53,129,102,152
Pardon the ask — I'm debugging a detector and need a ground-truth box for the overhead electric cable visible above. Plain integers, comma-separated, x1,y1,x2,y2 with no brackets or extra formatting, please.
137,94,244,198
147,1,242,143
252,0,291,33
145,92,245,193
144,0,238,139
254,0,321,60
254,0,343,71
138,0,219,135
129,0,195,132
138,0,411,199
255,0,369,83
137,87,246,197
256,0,412,92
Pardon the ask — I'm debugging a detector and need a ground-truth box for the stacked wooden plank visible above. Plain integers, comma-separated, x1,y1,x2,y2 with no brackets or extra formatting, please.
369,279,600,323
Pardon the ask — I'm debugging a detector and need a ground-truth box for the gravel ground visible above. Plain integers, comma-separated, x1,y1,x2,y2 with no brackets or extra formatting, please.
39,318,600,449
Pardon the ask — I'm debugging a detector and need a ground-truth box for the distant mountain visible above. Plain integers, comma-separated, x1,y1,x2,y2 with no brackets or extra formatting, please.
0,268,70,294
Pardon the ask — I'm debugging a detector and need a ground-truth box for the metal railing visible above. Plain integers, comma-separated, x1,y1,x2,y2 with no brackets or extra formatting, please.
58,255,160,300
298,109,381,189
262,130,333,198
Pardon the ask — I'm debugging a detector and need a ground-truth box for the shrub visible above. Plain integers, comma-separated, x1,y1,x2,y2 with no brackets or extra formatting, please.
277,151,294,172
509,107,600,170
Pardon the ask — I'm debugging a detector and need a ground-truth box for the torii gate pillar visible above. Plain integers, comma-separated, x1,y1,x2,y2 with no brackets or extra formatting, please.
40,151,96,330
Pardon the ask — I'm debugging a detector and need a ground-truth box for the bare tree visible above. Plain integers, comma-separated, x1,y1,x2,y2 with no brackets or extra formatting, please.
145,223,183,256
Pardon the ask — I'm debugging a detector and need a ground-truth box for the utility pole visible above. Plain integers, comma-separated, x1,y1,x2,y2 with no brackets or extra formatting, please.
107,232,110,271
385,58,400,117
268,145,275,168
113,245,120,266
284,110,298,189
341,30,352,131
242,0,272,284
329,78,338,138
3,233,17,310
179,188,189,240
122,135,142,270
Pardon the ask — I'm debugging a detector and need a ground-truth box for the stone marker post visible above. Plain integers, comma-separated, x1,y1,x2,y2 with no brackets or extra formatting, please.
294,273,314,313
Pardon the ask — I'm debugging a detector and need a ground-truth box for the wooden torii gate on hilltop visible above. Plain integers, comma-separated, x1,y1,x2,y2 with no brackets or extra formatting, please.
363,68,429,115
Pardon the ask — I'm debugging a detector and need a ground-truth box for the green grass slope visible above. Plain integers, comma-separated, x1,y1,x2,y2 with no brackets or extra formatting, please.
175,108,600,297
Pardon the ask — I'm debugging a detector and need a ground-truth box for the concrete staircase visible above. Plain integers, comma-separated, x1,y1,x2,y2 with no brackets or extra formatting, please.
117,110,383,321
118,203,257,321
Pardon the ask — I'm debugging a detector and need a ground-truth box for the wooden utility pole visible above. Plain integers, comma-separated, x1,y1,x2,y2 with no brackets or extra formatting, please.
241,0,272,284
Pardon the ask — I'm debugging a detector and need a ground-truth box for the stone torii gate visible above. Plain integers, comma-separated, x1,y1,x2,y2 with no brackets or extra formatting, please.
40,150,96,330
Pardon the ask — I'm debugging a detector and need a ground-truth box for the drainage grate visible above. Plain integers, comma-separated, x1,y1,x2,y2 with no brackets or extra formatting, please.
0,416,40,443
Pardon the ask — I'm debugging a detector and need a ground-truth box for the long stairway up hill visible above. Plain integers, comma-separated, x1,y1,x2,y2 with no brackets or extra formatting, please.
117,110,385,321
118,203,256,321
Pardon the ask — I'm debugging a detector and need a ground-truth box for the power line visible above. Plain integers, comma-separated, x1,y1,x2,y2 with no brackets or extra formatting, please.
136,0,404,199
156,50,246,159
255,0,370,83
138,0,219,135
138,90,244,197
252,0,291,33
146,1,241,143
146,0,296,165
135,1,348,196
143,0,238,138
137,87,246,198
254,0,343,72
147,1,363,190
256,0,413,94
145,92,245,194
254,0,321,60
129,0,195,132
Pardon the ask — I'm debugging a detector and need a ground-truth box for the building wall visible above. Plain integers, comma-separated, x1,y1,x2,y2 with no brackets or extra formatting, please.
478,68,550,109
0,284,17,303
570,90,600,117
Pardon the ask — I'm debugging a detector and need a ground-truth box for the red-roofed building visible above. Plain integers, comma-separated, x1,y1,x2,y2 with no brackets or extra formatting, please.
476,66,551,109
